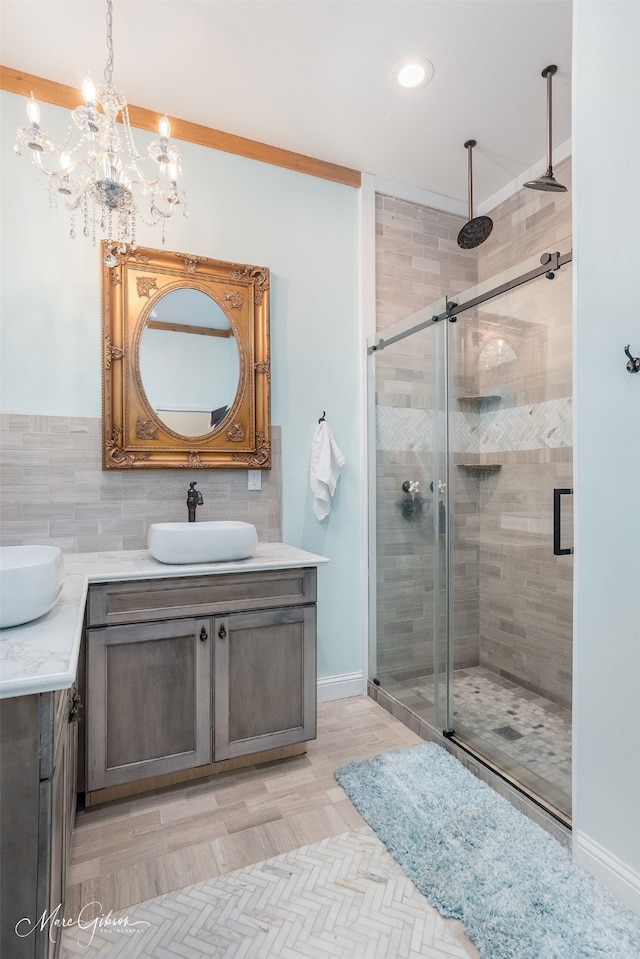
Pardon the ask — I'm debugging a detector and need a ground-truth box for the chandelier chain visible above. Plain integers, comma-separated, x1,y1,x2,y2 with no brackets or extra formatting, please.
104,0,114,87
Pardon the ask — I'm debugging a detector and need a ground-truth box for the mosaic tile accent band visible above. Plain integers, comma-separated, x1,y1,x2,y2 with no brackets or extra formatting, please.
377,398,572,453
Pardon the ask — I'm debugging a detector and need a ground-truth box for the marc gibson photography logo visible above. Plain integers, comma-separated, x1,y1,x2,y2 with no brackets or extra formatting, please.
15,901,151,948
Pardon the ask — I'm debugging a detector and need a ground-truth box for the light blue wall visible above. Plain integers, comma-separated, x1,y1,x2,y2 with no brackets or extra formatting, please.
0,89,363,681
573,2,640,874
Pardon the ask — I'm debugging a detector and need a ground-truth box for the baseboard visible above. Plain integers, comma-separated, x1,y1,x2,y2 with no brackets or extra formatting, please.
574,830,640,914
317,671,366,703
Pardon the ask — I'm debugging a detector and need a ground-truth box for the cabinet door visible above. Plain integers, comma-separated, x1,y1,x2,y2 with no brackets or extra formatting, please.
214,606,316,760
0,696,41,959
45,687,78,959
87,619,212,791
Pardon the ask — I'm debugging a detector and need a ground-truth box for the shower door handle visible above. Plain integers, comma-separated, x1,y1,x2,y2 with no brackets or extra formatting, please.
553,488,574,555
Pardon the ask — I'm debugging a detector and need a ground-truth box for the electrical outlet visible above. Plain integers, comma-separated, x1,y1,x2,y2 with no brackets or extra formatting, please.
247,470,262,491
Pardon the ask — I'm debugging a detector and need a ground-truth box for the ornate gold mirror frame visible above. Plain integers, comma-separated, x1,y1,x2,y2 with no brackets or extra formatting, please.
102,243,270,469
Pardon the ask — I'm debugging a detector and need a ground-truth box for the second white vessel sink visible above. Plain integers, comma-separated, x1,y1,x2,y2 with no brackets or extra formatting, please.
0,545,65,629
148,521,258,565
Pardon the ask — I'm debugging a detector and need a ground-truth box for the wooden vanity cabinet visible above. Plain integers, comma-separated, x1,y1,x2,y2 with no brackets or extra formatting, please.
0,685,79,959
85,567,317,798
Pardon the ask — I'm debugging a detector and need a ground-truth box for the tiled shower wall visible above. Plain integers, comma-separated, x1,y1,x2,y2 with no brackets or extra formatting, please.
474,157,573,705
375,157,573,705
0,415,282,552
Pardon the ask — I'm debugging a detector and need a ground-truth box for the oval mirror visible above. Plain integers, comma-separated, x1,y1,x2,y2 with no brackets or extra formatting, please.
102,244,271,470
138,288,240,437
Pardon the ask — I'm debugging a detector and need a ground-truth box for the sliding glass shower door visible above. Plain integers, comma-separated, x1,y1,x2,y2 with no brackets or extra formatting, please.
371,256,573,821
446,261,573,818
371,301,449,727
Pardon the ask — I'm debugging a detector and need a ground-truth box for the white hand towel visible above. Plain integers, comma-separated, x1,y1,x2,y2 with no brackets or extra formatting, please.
310,421,346,521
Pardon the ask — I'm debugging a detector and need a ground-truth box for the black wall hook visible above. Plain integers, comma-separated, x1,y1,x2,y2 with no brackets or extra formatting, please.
318,411,326,423
624,345,640,373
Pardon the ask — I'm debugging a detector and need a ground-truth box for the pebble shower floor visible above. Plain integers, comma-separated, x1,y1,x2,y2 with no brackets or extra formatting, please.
382,664,572,817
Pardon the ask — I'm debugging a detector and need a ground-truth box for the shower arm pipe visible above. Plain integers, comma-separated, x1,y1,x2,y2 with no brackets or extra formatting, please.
467,141,474,221
368,250,572,354
545,65,554,171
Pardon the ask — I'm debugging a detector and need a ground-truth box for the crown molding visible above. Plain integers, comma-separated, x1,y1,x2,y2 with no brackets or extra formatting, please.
371,176,467,217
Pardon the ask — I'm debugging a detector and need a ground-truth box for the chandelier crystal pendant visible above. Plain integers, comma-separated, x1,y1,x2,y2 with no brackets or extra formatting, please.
15,0,187,265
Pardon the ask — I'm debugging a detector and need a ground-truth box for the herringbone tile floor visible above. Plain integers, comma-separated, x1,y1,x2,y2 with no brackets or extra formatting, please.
60,828,478,958
62,696,480,958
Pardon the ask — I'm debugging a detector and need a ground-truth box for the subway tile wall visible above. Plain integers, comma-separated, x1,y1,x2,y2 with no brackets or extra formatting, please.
374,158,573,706
0,415,282,552
474,158,572,706
478,158,572,283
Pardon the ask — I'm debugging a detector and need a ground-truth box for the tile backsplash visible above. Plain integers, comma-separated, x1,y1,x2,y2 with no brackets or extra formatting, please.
0,414,282,552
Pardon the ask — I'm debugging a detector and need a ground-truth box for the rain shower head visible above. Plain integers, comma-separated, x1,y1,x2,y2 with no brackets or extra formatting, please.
524,65,567,193
524,170,567,193
457,140,493,249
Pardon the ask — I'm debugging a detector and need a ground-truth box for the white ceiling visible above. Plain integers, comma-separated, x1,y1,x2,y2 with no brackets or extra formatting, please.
0,0,573,205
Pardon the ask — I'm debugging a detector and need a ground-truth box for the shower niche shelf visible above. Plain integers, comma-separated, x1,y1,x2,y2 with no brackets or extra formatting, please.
457,463,502,477
456,394,502,411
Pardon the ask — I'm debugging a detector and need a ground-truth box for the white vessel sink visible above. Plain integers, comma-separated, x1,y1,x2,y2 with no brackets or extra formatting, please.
0,545,65,629
148,521,258,565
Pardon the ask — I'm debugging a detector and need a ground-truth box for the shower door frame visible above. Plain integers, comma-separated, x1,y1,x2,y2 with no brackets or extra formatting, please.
369,251,572,356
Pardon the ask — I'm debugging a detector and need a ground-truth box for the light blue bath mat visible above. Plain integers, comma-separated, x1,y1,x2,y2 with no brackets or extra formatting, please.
335,742,640,959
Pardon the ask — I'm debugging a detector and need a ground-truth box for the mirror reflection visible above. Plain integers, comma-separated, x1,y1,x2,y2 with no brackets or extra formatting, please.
139,288,240,437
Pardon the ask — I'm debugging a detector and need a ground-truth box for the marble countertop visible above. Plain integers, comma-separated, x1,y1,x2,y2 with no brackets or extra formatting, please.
0,543,329,700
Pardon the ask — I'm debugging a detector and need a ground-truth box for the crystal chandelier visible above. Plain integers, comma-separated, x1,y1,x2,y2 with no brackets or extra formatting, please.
15,0,187,265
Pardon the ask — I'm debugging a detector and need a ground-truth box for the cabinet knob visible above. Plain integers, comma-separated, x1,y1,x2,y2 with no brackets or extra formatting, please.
199,626,208,643
218,624,227,640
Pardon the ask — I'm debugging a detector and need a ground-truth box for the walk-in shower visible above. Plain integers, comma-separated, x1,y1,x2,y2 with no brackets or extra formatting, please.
369,249,573,822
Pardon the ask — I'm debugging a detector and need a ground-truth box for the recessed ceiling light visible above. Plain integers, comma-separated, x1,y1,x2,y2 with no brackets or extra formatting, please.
392,57,434,90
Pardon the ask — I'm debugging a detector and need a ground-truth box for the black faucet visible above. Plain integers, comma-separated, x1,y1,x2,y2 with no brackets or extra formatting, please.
186,481,203,522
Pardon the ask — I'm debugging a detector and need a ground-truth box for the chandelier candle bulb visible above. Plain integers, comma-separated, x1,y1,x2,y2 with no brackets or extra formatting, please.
82,75,97,105
26,93,40,125
159,115,171,140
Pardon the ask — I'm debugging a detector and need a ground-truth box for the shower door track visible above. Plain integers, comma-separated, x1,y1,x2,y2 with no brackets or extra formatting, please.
443,730,572,829
368,249,572,354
